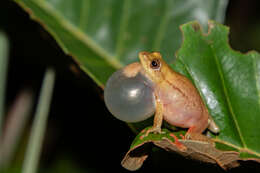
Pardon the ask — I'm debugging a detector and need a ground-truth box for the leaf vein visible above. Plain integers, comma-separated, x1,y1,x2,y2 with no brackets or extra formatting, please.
211,46,247,148
214,138,260,157
115,0,131,60
79,0,89,30
253,54,260,109
152,0,171,50
32,0,123,69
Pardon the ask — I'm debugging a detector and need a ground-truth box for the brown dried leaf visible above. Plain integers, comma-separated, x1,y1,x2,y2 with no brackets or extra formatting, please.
154,138,240,169
122,138,240,171
121,127,260,171
121,142,151,171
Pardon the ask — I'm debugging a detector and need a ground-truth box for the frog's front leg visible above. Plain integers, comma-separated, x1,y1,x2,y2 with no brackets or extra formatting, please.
143,98,187,151
144,98,163,136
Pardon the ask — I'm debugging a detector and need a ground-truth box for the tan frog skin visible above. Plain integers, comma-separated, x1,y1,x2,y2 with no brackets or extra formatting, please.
138,51,219,143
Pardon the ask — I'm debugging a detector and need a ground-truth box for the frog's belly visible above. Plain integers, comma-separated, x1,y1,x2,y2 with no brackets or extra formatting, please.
163,103,204,128
156,87,208,130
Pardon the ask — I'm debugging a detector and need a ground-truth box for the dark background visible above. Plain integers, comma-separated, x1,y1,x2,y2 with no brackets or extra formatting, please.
1,0,260,172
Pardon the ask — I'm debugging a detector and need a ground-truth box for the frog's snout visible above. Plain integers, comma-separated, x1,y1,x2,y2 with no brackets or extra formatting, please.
138,51,149,61
138,51,151,69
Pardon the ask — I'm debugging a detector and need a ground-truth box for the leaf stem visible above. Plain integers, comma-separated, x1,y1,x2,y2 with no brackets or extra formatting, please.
22,68,55,173
0,32,9,139
0,89,34,168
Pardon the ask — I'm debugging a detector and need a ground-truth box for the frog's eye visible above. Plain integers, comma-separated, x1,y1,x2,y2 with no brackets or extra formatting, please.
150,59,161,70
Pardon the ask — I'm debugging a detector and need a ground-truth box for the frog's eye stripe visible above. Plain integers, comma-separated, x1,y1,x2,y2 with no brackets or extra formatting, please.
150,59,161,70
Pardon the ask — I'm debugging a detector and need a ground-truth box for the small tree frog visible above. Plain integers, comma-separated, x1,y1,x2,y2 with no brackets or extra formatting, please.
138,52,219,138
104,51,219,149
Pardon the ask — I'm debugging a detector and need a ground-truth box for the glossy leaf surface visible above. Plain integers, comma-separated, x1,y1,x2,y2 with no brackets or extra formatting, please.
14,0,260,167
173,21,260,157
123,21,260,169
14,0,228,87
122,127,242,171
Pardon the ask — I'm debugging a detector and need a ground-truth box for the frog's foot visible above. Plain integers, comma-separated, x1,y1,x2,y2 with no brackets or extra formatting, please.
144,126,162,136
184,126,215,146
184,126,196,139
140,127,165,140
169,133,187,151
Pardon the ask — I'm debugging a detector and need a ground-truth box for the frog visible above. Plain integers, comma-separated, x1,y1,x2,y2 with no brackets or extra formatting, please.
138,51,219,149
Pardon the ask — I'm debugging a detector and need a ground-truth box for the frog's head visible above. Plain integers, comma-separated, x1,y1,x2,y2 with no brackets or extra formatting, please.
138,51,168,83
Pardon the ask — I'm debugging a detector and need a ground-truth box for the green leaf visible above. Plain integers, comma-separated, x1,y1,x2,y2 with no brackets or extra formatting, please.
15,0,260,168
122,126,243,171
13,0,228,88
122,21,260,170
130,127,185,149
22,68,55,173
174,20,260,157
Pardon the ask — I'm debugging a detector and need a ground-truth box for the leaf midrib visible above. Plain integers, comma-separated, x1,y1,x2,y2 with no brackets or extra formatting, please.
115,0,131,60
178,53,257,155
33,0,123,69
177,42,247,150
210,45,247,148
214,138,260,157
253,54,260,109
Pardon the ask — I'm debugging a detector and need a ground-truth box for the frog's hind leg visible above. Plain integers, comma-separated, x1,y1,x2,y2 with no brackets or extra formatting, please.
184,125,206,139
184,126,216,146
184,126,196,139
